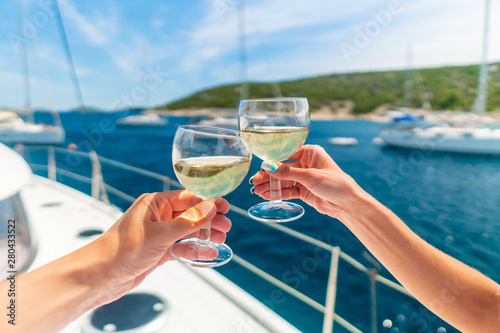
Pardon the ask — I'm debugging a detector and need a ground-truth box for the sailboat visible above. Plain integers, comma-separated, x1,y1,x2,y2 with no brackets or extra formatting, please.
380,0,500,155
0,111,64,145
0,0,65,146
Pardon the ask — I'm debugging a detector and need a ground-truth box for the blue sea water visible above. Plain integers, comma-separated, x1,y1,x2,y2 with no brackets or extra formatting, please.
29,112,500,332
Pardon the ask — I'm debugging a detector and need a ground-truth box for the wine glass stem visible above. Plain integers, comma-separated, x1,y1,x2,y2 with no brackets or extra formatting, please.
269,175,282,205
196,198,215,245
197,223,211,245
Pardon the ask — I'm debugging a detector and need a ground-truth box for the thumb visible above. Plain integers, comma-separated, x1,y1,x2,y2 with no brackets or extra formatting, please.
158,201,217,242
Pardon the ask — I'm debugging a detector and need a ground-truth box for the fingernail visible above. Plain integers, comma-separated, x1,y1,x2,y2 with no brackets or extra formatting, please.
199,201,215,216
261,161,278,172
250,186,256,194
249,175,255,185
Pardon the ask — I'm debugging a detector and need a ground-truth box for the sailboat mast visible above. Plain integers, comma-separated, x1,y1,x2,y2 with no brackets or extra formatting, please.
24,0,62,127
415,71,432,110
473,0,490,119
18,0,34,123
53,1,87,115
142,43,151,108
53,1,108,202
238,0,248,100
403,45,413,108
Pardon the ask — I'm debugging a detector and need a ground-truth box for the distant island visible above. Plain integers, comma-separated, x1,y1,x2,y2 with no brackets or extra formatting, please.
155,62,500,119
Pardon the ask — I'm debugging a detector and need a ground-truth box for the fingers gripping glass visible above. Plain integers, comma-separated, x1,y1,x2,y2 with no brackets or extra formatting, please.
239,98,310,223
170,126,251,267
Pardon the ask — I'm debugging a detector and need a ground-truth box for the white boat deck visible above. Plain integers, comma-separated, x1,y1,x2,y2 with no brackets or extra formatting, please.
22,175,299,333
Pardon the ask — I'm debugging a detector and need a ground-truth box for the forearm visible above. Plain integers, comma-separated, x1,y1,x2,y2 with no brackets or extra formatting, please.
0,241,108,333
340,188,500,332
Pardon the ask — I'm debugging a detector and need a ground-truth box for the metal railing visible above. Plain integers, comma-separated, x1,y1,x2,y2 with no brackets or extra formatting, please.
24,146,415,333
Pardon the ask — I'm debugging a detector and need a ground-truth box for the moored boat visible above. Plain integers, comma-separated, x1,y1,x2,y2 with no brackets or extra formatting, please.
116,113,168,127
0,110,65,145
380,0,499,155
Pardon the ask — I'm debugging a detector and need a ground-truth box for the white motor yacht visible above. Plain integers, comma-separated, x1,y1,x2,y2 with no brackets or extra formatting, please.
116,113,167,127
381,125,500,154
328,137,358,146
198,116,239,129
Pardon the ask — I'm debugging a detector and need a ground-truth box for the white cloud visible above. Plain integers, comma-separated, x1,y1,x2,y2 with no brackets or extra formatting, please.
61,2,119,46
59,2,174,76
112,54,135,72
335,0,500,71
200,46,222,60
151,18,165,30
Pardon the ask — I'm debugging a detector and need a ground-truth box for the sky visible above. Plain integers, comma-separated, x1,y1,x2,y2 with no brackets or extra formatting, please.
0,0,499,111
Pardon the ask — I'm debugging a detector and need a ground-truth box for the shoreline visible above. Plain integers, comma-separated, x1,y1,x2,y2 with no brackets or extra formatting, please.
147,107,382,121
147,107,500,123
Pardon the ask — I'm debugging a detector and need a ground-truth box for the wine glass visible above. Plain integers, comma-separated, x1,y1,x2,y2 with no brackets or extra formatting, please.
239,97,309,223
170,125,252,267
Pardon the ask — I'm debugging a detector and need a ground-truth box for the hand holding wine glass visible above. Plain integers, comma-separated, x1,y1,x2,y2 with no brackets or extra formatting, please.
239,97,309,222
170,125,252,267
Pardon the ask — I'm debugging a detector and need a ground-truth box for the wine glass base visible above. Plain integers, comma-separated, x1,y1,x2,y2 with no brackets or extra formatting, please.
248,201,304,223
170,238,233,268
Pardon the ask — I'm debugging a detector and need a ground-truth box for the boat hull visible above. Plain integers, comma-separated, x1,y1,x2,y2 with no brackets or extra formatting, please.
116,114,167,127
381,128,500,155
0,126,65,145
116,121,167,127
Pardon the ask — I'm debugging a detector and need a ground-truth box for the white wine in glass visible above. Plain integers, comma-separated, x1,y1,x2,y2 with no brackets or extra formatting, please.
239,98,309,223
243,126,309,162
174,156,251,200
170,125,251,267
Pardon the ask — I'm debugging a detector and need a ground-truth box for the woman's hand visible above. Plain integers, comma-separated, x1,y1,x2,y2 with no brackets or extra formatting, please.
82,190,231,307
2,190,231,333
251,145,500,332
251,145,362,219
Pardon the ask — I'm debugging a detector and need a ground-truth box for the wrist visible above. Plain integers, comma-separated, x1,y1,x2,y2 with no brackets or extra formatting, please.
15,240,113,333
64,236,117,309
338,181,377,226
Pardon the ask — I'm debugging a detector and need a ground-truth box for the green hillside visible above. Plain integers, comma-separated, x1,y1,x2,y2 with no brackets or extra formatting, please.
163,63,500,114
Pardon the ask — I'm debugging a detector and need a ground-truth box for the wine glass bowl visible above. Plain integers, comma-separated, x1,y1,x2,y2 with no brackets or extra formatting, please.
239,98,310,223
170,125,252,267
